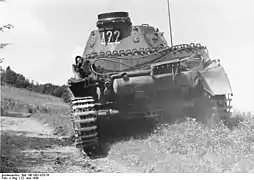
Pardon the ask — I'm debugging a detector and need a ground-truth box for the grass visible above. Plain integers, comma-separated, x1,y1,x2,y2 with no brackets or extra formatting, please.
0,85,73,136
108,112,254,172
1,85,69,113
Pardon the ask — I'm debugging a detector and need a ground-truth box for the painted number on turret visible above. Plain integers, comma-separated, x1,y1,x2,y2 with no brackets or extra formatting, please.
101,30,121,44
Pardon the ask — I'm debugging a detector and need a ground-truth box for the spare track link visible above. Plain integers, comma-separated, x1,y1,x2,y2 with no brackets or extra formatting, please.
209,94,232,121
71,96,99,149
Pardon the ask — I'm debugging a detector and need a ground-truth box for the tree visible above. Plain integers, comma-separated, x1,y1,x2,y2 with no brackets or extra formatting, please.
1,64,70,103
4,66,17,85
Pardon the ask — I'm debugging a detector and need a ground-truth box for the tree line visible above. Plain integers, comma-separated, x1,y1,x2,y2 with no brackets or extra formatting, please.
0,66,71,103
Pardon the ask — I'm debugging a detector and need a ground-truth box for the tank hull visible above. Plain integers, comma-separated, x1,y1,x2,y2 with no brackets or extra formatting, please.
67,11,233,154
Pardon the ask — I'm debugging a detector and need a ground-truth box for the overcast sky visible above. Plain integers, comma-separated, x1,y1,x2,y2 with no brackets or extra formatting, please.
0,0,254,112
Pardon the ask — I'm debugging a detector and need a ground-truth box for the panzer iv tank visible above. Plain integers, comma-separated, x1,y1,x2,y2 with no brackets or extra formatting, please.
67,12,233,153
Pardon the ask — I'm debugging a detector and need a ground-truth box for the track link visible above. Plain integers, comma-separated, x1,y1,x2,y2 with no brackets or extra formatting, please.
192,92,232,127
71,96,99,150
210,94,233,125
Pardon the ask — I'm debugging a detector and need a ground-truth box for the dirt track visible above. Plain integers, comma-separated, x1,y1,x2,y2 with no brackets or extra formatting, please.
0,116,138,173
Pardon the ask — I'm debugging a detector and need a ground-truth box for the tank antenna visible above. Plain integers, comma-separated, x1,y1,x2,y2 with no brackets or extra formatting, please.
166,0,173,46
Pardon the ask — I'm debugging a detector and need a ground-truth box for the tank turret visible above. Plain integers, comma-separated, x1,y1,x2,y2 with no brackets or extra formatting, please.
83,12,167,53
83,11,170,71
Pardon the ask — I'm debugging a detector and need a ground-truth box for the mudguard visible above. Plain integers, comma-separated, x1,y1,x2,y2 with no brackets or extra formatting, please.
197,65,232,96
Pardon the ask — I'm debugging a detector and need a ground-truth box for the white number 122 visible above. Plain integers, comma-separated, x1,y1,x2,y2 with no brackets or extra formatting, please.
101,30,120,44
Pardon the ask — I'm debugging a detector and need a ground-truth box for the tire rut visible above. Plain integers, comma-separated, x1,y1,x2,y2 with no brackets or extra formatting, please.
0,116,139,173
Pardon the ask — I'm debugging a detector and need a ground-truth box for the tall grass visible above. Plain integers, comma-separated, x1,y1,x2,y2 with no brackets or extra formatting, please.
108,111,254,172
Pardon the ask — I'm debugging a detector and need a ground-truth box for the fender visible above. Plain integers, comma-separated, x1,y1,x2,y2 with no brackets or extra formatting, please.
197,65,232,96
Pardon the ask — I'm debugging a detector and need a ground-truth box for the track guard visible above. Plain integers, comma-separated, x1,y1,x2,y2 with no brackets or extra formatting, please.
197,65,232,96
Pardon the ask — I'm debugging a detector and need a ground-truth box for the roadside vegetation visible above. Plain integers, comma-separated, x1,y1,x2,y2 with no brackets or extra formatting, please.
0,66,73,135
107,111,254,172
1,85,73,137
1,66,71,103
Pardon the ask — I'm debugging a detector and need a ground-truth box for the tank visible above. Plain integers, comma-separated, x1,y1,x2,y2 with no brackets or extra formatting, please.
67,12,233,154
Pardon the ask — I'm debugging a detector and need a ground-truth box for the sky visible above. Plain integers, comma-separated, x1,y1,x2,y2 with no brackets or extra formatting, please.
0,0,254,113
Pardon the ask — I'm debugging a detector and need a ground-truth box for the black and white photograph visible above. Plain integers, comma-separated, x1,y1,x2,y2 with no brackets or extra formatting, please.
1,0,254,176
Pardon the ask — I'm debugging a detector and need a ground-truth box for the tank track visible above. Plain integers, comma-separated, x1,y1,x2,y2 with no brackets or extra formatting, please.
210,94,232,125
193,92,232,127
70,96,99,150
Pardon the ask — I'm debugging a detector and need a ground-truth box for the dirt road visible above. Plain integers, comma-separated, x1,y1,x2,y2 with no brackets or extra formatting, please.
0,116,138,173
